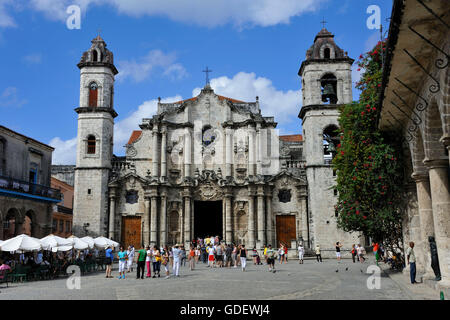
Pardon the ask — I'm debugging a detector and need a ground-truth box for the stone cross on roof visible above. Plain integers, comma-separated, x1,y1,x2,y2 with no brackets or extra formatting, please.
202,66,212,85
321,18,327,29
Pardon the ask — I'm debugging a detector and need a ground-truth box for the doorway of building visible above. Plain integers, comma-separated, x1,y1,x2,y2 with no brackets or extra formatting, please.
276,215,296,248
121,216,142,249
194,201,222,240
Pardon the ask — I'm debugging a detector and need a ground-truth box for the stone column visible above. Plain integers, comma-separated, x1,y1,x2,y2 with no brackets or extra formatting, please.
152,125,159,178
183,189,191,245
143,197,150,246
150,195,158,246
248,124,255,176
108,188,117,239
225,192,233,243
425,159,450,286
184,128,191,178
256,123,262,175
265,190,273,246
257,186,265,246
161,126,167,180
411,172,435,279
225,128,233,177
160,190,167,246
247,188,256,248
300,195,309,246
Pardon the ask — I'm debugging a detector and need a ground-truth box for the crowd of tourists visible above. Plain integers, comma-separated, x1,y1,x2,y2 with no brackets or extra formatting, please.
101,236,303,280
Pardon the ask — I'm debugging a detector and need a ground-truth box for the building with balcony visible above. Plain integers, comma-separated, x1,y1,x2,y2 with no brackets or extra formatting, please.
51,177,73,238
0,125,61,239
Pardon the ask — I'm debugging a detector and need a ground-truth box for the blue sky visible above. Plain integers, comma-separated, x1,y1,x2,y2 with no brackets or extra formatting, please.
0,0,392,164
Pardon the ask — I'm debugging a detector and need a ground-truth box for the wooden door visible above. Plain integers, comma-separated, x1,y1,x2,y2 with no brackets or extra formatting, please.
121,216,142,249
276,215,296,248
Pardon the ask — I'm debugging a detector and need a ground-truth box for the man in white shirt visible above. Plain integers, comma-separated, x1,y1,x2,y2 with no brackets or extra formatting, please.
172,244,182,277
127,245,135,273
406,242,418,284
298,245,304,264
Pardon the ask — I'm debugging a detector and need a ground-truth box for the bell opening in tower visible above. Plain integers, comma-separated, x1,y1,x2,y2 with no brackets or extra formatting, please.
193,200,223,240
320,73,338,104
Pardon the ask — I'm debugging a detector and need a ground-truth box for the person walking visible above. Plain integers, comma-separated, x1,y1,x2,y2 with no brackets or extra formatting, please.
406,242,418,284
162,246,170,279
145,246,152,278
172,244,182,277
298,243,304,264
207,244,215,268
152,246,161,278
315,244,322,263
232,244,238,268
263,245,268,264
351,244,357,263
239,244,247,272
216,243,224,268
180,246,187,267
252,247,258,265
266,245,277,273
105,245,114,278
126,245,135,273
117,246,128,279
284,245,289,263
278,245,285,264
335,242,343,263
372,242,380,265
136,245,146,279
195,246,200,264
357,244,365,263
189,245,195,271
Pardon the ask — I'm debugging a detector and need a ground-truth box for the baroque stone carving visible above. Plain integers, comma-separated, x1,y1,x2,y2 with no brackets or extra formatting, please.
278,189,291,203
125,189,139,204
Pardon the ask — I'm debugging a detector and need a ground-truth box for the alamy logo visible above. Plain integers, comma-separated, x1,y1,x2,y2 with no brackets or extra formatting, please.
66,265,81,290
366,5,381,30
366,265,381,290
66,5,81,30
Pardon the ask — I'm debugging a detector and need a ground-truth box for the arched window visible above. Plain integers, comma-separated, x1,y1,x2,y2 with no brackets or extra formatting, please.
89,82,98,107
323,125,340,164
92,50,98,62
87,135,96,154
324,48,331,59
320,73,338,104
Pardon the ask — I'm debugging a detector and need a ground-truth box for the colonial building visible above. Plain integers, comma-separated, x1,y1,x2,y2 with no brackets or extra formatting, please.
0,126,61,239
72,31,363,254
378,0,449,288
51,177,73,237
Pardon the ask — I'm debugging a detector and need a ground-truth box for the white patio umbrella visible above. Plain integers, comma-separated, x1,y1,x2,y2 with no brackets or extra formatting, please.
80,236,95,249
66,235,89,250
94,236,119,249
0,234,42,252
40,234,72,251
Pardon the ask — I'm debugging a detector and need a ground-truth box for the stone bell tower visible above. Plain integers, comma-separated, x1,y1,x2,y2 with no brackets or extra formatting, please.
298,28,360,253
73,35,118,237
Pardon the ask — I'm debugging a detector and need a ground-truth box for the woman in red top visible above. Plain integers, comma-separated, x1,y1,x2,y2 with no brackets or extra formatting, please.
189,245,196,271
284,245,288,263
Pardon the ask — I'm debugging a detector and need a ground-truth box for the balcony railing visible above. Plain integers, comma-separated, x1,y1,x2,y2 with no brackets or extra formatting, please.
57,205,73,215
285,160,306,169
0,175,61,201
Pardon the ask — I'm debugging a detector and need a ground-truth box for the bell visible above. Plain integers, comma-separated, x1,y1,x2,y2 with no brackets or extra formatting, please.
322,83,337,104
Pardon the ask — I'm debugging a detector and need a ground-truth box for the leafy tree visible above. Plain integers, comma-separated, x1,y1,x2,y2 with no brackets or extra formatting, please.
333,41,405,255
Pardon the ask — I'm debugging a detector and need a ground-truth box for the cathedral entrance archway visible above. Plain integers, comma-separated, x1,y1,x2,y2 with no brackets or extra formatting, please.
194,201,222,240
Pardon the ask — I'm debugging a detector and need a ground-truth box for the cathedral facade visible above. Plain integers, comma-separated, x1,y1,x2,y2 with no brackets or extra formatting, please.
72,30,362,254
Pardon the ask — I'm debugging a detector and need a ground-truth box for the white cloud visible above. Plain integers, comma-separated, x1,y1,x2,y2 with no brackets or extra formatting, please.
117,50,187,83
21,0,325,28
193,72,301,126
114,95,181,153
0,87,27,107
0,0,17,28
23,53,42,64
49,136,77,165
